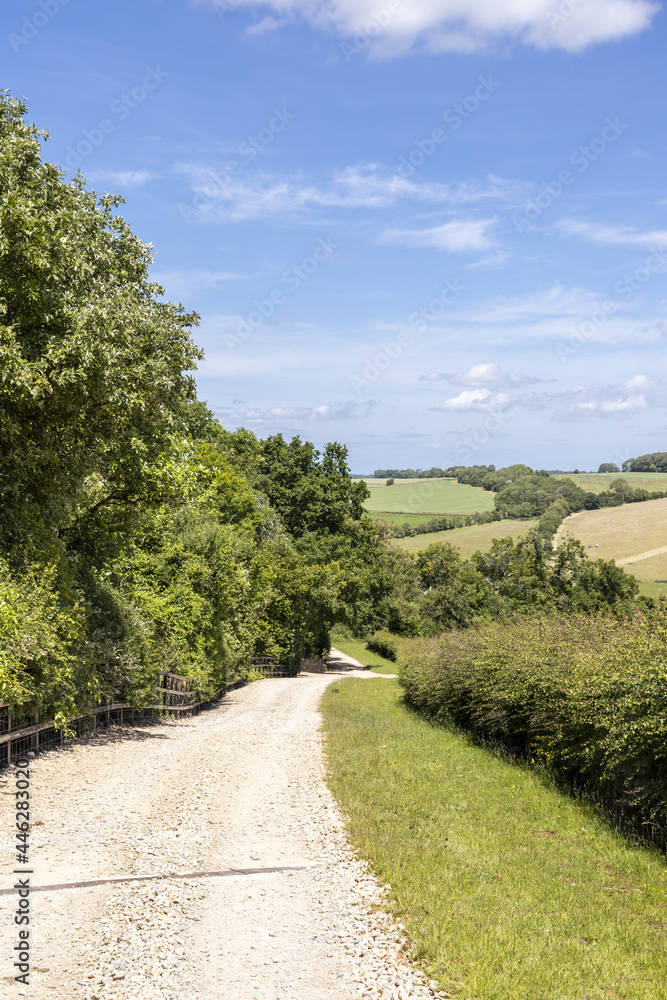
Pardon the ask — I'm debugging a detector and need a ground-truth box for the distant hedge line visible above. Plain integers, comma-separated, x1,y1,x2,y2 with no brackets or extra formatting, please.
399,609,667,847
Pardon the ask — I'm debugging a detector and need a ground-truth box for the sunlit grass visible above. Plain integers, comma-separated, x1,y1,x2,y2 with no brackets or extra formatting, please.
329,632,399,674
322,678,667,1000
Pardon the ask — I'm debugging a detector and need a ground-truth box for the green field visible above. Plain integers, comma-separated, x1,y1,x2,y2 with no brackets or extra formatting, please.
393,518,539,557
363,478,496,516
556,497,667,582
554,472,667,493
322,678,667,1000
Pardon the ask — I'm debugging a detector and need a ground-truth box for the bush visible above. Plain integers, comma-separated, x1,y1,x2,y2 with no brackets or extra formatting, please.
366,635,398,661
399,607,667,847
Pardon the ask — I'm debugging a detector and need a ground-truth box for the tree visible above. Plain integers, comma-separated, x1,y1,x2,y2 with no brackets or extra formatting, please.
258,435,369,537
0,92,201,544
598,463,620,473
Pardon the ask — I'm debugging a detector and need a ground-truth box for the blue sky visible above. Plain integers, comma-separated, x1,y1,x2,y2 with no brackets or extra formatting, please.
4,0,667,472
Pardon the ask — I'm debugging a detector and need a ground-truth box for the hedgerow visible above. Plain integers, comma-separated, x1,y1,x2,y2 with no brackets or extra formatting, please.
399,608,667,847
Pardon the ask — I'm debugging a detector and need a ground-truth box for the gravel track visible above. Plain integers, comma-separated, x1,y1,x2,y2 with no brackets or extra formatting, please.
1,671,448,1000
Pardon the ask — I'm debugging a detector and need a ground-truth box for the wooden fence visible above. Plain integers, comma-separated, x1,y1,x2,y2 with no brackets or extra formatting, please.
0,660,294,769
0,670,228,769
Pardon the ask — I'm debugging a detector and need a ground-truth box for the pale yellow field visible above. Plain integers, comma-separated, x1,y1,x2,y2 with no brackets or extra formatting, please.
393,518,539,557
556,497,667,581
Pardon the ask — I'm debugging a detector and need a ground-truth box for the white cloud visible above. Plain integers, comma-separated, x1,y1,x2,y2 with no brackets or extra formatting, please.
432,388,513,412
379,218,497,252
216,400,377,424
420,362,550,387
196,0,658,55
151,269,253,293
87,170,155,188
530,374,663,420
176,162,525,221
558,218,667,248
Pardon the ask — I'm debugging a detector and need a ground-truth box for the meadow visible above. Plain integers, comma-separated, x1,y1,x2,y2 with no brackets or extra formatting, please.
393,518,539,557
322,678,667,1000
362,478,496,516
554,472,667,493
556,496,667,584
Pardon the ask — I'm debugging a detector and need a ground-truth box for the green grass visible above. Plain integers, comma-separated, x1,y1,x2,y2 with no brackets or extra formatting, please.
321,678,667,1000
363,478,496,516
637,581,667,598
554,472,667,493
393,519,539,557
329,632,400,674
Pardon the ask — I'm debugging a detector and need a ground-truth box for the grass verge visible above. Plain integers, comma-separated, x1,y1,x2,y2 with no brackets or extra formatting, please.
329,632,399,674
321,677,667,1000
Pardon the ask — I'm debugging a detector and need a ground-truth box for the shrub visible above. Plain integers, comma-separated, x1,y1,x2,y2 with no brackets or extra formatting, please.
399,607,667,847
366,635,398,661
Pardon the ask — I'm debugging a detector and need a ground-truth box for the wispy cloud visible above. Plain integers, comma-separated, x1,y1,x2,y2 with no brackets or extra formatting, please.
558,218,667,248
420,363,552,387
432,388,514,412
216,400,378,425
151,269,254,293
551,374,661,421
175,163,526,221
87,169,156,188
195,0,658,55
379,218,497,252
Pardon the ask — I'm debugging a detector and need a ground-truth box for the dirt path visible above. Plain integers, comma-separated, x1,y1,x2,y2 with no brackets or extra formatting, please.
616,544,667,565
1,673,443,1000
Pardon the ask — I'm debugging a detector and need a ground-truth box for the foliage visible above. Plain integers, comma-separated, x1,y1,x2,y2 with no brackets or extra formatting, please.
623,452,667,473
0,93,392,720
259,435,369,537
365,635,397,661
598,462,620,473
0,92,201,543
400,605,667,846
411,531,638,629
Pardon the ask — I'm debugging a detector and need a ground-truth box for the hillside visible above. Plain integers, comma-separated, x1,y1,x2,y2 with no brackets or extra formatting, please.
393,518,539,556
556,497,667,593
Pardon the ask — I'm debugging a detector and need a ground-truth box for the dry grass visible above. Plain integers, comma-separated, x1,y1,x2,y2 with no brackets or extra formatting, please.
555,498,667,581
392,519,538,557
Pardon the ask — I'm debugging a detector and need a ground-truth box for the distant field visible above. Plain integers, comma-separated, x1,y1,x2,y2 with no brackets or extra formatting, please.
554,472,667,493
393,518,539,557
362,478,496,516
556,497,667,581
637,581,667,598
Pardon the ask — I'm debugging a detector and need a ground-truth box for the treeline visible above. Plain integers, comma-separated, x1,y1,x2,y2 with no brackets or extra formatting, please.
373,467,457,479
623,452,667,472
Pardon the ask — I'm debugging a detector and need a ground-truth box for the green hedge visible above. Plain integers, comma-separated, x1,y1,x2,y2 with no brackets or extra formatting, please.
399,608,667,846
366,635,398,661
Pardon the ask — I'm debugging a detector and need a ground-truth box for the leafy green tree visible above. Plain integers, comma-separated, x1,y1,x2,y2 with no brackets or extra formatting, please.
259,435,369,537
0,92,201,544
